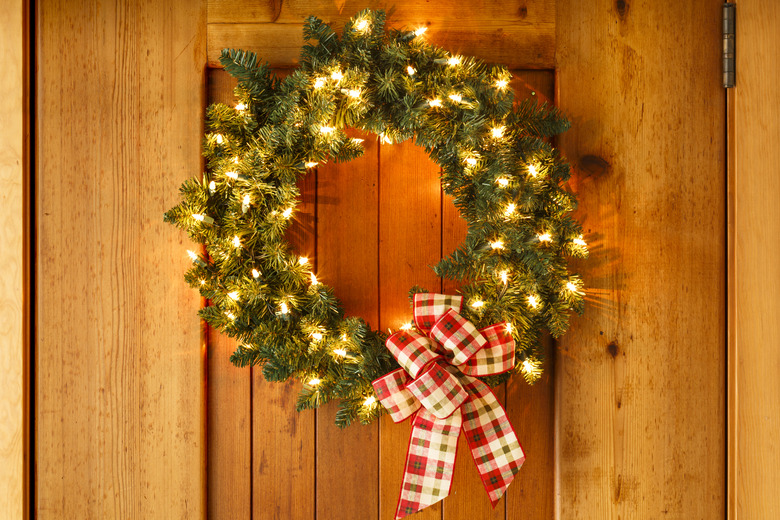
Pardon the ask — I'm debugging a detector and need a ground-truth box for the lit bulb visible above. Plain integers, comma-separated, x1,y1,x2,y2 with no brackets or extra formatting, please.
573,236,587,247
528,164,539,177
379,134,393,145
314,77,326,89
448,93,462,103
407,66,416,76
298,256,309,265
225,311,236,320
199,279,206,285
192,213,205,222
566,281,578,292
496,177,509,187
232,156,240,164
527,294,539,308
208,181,216,193
311,332,323,341
331,70,343,82
465,157,478,167
187,250,199,261
505,322,513,334
355,19,369,31
225,170,238,180
351,138,364,144
538,233,552,242
491,126,505,138
347,89,361,98
505,203,516,216
282,207,293,219
227,291,239,301
447,56,461,66
333,348,347,357
242,194,251,213
252,269,260,278
308,378,321,386
235,102,246,111
490,240,504,250
310,272,318,285
215,134,224,144
280,302,289,314
233,236,241,248
495,79,508,90
363,395,377,407
400,322,413,331
500,270,509,284
428,98,442,108
305,161,319,168
471,300,485,308
522,359,535,374
320,125,335,135
414,27,428,37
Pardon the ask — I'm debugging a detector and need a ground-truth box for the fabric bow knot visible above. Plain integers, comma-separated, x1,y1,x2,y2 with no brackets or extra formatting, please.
372,293,525,519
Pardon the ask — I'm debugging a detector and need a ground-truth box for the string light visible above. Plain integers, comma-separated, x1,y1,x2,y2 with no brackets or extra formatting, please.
428,98,442,107
347,89,361,98
231,236,240,248
573,236,587,247
496,177,509,187
192,213,205,222
308,378,321,386
400,322,413,331
407,66,416,76
227,291,240,301
447,56,461,66
199,279,206,285
252,269,260,278
351,138,364,144
471,300,485,308
414,27,428,37
282,207,293,219
232,156,240,164
215,134,224,144
355,18,369,32
522,359,536,374
504,203,516,217
379,134,393,145
242,194,251,213
448,93,462,103
225,170,238,180
331,70,343,82
527,294,539,309
566,281,578,292
495,79,508,90
280,302,289,314
490,240,504,250
235,103,247,111
225,311,236,320
310,272,318,285
311,332,323,341
333,348,347,357
341,334,348,341
208,181,216,193
528,164,539,177
363,395,377,407
538,233,552,242
491,126,506,138
187,250,199,261
500,270,509,284
314,77,326,89
465,157,478,167
298,256,309,265
505,322,513,334
305,161,319,168
320,125,335,135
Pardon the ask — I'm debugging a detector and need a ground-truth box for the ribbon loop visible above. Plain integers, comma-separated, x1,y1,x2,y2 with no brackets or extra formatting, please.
373,368,421,423
430,308,487,366
386,330,440,378
412,293,463,334
406,361,468,419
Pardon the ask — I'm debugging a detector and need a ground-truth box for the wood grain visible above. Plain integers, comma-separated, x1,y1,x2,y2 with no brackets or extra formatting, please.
316,130,380,520
731,1,780,517
206,0,555,69
555,1,725,518
36,1,207,517
0,0,25,517
378,139,442,520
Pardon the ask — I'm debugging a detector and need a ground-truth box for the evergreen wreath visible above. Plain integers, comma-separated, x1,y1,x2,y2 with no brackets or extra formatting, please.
165,9,587,428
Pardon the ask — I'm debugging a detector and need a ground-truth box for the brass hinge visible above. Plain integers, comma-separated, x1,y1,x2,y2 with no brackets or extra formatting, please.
723,2,735,88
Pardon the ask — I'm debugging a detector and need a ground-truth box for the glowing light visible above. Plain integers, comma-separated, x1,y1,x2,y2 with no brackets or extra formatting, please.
380,134,393,145
363,395,377,407
320,125,335,135
215,134,224,144
573,236,587,247
538,233,552,242
522,359,536,374
491,126,506,138
414,27,428,37
448,93,462,103
500,270,509,284
252,269,260,278
331,70,343,82
225,311,236,320
333,348,347,357
233,236,241,248
400,322,413,331
504,203,516,216
305,161,319,168
311,332,323,341
527,294,539,309
199,279,206,285
428,98,442,107
407,66,416,76
235,102,247,111
447,56,461,66
242,194,251,213
495,79,509,90
465,157,478,167
308,378,321,386
225,170,238,180
310,272,319,285
314,77,326,89
208,181,216,192
490,240,504,250
192,213,205,222
341,334,348,341
187,250,198,261
471,300,485,308
347,89,361,98
232,156,240,164
355,19,369,31
566,281,578,292
505,322,513,334
280,302,289,314
496,177,509,187
298,256,309,265
351,138,364,144
227,291,240,301
282,207,293,219
528,164,539,177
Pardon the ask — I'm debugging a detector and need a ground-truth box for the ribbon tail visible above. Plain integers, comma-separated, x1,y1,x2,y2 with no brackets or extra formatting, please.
460,376,525,506
395,408,462,519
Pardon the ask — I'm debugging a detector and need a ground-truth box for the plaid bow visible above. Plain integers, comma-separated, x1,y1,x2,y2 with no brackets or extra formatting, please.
372,293,525,519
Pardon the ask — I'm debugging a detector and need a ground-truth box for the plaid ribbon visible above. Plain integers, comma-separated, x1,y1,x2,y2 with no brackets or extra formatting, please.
372,293,525,519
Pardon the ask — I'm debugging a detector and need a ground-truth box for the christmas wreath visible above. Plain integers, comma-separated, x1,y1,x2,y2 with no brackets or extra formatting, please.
165,10,586,429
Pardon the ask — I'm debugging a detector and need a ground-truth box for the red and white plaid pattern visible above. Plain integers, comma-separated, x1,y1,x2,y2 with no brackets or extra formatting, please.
460,322,515,376
406,362,468,419
386,330,440,378
460,375,525,505
373,293,524,519
430,308,487,366
413,293,462,334
396,409,461,519
373,368,421,422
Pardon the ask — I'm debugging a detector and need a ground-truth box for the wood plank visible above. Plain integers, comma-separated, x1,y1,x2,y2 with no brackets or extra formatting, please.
555,1,725,518
0,0,25,517
206,70,252,520
36,1,207,517
207,0,555,70
253,108,316,520
731,1,780,517
378,139,442,520
316,130,380,520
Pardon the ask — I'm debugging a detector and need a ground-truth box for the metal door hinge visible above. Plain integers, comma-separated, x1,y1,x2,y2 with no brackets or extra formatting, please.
723,2,735,88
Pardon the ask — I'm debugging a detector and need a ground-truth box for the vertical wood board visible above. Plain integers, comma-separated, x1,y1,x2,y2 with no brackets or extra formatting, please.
36,1,207,517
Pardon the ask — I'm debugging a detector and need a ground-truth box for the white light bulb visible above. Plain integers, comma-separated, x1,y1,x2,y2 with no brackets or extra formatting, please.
428,98,442,107
573,236,587,247
333,348,347,357
465,157,478,167
505,322,513,334
491,126,505,138
400,322,413,331
414,27,428,37
538,233,552,242
227,291,239,301
500,270,509,284
448,93,462,103
208,181,216,193
566,281,578,292
242,194,251,213
447,56,461,66
232,156,240,164
355,19,369,31
280,302,289,314
407,66,416,76
311,332,323,341
347,89,361,98
490,240,504,250
310,272,319,285
528,164,539,177
225,311,236,320
505,203,516,216
215,134,224,144
192,213,205,222
495,79,509,90
233,236,241,248
305,161,318,168
331,71,343,82
528,294,539,308
187,250,198,261
308,378,321,386
496,178,509,187
235,103,246,111
314,77,326,89
282,207,293,219
252,269,260,278
363,395,377,407
225,170,238,180
298,256,309,265
471,300,485,308
320,125,335,135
